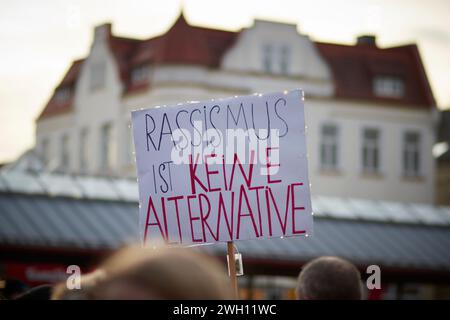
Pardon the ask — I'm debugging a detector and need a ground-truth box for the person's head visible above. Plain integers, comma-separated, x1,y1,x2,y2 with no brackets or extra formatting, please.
296,256,362,300
2,279,29,299
51,269,106,300
87,246,233,300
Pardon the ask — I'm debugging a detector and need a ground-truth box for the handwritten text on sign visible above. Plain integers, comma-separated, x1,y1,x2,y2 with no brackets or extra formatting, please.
132,90,313,245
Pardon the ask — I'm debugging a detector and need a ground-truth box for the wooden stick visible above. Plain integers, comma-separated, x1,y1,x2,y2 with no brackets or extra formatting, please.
227,241,238,299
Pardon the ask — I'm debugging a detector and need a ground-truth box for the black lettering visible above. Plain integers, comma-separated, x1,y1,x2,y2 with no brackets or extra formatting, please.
274,98,289,137
145,114,157,151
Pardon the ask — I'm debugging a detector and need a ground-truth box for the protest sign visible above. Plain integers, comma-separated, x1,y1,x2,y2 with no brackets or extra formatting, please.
132,90,313,246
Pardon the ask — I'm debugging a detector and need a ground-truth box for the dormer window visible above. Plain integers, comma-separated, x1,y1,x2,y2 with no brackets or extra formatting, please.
373,76,405,98
131,64,149,84
262,44,291,75
54,87,71,103
90,61,106,90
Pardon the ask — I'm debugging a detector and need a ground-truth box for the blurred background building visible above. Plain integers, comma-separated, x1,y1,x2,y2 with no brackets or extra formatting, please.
1,12,450,300
34,14,436,203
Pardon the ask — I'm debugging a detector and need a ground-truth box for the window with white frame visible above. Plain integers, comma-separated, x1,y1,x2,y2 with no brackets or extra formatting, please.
41,138,49,166
320,124,339,170
79,128,89,172
362,128,380,174
60,134,70,170
90,61,106,90
100,123,113,169
262,44,273,73
373,76,405,98
403,131,421,177
279,45,291,75
131,65,149,84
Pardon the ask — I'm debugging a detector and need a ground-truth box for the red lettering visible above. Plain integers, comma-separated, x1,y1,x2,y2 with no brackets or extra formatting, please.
217,192,234,240
291,183,306,234
144,195,166,243
221,155,228,191
188,154,208,194
236,185,260,239
199,194,218,241
161,197,171,244
249,185,264,236
204,154,221,192
229,150,255,190
187,195,204,242
264,187,273,236
167,195,184,243
266,185,290,235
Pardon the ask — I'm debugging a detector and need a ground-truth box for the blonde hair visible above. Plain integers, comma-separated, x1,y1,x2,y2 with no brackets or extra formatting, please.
88,246,234,300
51,269,106,300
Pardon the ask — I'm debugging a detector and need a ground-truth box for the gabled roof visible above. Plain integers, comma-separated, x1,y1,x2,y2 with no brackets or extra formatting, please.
37,14,436,121
315,41,436,107
110,35,142,84
37,59,83,119
37,14,237,120
147,14,237,67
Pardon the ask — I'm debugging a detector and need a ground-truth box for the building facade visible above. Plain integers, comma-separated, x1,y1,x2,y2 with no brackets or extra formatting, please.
35,14,437,203
436,110,450,205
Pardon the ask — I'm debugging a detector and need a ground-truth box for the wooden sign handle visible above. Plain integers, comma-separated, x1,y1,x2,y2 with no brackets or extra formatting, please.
227,241,239,299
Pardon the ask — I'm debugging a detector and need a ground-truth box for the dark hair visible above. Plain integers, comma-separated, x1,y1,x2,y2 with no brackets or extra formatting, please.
15,285,52,300
2,279,29,300
296,256,362,300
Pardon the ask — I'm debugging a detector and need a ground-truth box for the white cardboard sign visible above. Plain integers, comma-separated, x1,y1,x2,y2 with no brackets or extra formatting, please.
132,90,313,245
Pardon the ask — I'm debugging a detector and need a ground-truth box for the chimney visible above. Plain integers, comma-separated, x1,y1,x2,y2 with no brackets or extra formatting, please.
356,35,377,47
94,23,112,43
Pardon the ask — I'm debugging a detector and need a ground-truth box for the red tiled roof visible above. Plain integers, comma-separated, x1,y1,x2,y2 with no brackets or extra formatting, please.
151,14,237,67
110,35,142,83
128,15,237,68
37,59,84,120
315,41,435,107
38,14,435,121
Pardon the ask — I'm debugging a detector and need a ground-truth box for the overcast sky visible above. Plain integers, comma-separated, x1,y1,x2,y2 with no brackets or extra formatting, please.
1,0,449,163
